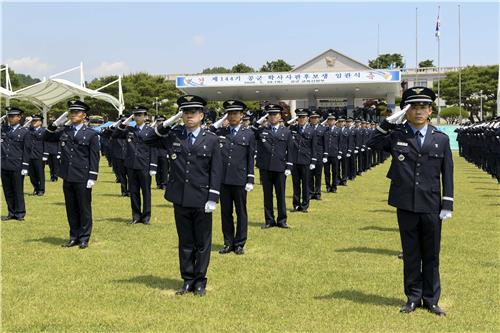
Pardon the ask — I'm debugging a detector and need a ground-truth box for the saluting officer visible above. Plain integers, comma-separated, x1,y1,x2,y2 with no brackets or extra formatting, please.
144,95,222,297
367,87,454,316
252,104,293,229
102,115,129,196
323,114,341,193
308,111,326,200
289,108,317,212
346,117,357,180
28,114,46,196
44,100,100,249
210,100,256,255
337,117,349,186
113,106,158,224
153,115,170,190
1,107,31,221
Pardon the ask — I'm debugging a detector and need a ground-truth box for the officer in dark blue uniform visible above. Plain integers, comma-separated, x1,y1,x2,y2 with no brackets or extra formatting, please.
252,104,293,229
353,119,363,176
113,106,158,224
367,87,454,316
1,107,31,221
28,114,46,196
153,115,170,190
144,95,222,297
43,133,61,182
102,115,129,196
308,111,326,200
337,117,349,186
44,100,100,248
346,117,357,180
289,108,317,212
210,100,256,255
323,114,341,193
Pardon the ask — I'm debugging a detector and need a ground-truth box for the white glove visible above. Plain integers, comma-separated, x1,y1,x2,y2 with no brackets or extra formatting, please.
149,170,157,177
42,157,48,162
56,155,61,159
204,200,217,213
309,163,316,170
439,209,452,220
337,155,342,160
86,179,95,189
122,114,134,126
361,148,365,152
284,169,291,177
21,169,28,176
163,111,183,127
0,115,6,124
212,114,228,129
53,112,69,127
23,117,33,128
287,116,298,125
245,183,254,192
256,114,268,125
354,150,359,154
386,104,410,124
346,154,351,157
322,157,328,163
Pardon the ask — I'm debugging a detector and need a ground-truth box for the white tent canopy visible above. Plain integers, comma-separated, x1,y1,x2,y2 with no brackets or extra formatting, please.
1,63,125,123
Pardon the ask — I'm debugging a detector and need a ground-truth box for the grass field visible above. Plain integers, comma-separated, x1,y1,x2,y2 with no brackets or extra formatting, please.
1,152,499,332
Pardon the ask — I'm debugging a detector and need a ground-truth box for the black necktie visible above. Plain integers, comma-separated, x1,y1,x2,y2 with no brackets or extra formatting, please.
231,128,237,137
415,130,423,148
188,132,194,147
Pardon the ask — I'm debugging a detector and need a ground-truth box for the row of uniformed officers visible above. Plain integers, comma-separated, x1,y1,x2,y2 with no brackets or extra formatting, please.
455,118,500,182
2,87,459,316
1,97,386,296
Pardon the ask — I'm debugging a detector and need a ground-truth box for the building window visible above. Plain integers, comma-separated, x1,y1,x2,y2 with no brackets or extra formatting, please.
413,81,427,87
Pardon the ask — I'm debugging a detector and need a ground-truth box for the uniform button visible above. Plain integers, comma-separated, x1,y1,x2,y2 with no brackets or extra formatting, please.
228,163,231,166
418,154,422,157
188,153,191,156
229,156,231,159
187,161,190,165
185,179,189,182
416,172,420,176
186,170,189,173
417,163,421,167
415,181,419,185
231,143,234,145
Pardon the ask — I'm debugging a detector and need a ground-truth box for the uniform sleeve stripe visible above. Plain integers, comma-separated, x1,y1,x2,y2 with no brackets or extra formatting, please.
286,162,293,165
43,152,49,155
311,158,317,161
150,163,158,167
89,171,98,175
209,189,220,195
247,174,255,178
442,196,454,201
376,125,388,134
22,162,29,165
154,126,169,137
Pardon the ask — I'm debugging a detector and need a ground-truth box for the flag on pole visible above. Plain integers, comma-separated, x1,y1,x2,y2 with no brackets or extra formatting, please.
435,8,441,38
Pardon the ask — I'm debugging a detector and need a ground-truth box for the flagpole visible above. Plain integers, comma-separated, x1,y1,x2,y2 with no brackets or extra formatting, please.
437,6,441,125
458,4,462,123
415,7,418,83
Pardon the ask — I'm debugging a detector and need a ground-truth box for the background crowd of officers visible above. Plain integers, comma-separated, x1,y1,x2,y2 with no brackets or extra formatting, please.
455,118,500,183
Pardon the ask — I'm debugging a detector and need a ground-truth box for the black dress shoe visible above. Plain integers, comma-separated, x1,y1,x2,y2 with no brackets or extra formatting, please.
261,223,275,229
292,206,302,212
331,188,337,193
62,240,79,248
175,283,193,295
15,217,25,221
129,219,141,225
2,215,16,221
400,301,421,313
79,241,89,249
142,220,150,225
277,222,290,229
301,208,308,213
193,285,206,297
234,246,245,255
218,245,234,254
36,191,45,196
425,304,446,316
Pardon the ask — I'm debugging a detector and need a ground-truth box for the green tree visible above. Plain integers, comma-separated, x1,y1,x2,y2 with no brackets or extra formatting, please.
368,54,404,69
419,59,434,68
259,59,293,72
231,63,254,73
439,65,498,121
439,106,469,124
201,67,231,74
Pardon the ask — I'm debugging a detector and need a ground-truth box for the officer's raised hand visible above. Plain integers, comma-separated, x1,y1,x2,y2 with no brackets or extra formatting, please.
52,111,69,127
163,111,183,128
386,104,411,125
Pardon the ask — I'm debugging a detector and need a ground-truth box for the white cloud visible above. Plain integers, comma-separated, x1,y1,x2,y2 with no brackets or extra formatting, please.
91,61,130,77
192,35,206,47
6,57,50,75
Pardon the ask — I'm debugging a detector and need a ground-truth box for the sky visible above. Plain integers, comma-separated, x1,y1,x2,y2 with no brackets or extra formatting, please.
1,1,499,80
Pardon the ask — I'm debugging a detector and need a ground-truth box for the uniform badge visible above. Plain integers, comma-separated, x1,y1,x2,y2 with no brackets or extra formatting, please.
61,142,65,147
398,154,405,161
220,143,223,148
435,143,439,148
171,153,177,160
127,138,132,142
262,139,266,143
396,141,408,147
